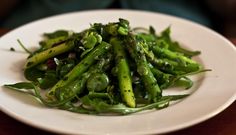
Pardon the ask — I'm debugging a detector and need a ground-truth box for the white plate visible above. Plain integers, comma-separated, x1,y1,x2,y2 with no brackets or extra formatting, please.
0,10,236,135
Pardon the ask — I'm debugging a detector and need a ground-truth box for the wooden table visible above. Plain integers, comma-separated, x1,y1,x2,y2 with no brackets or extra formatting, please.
0,29,235,135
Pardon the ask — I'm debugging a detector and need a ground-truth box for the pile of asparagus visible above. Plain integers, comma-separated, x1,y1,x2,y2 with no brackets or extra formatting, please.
5,19,209,115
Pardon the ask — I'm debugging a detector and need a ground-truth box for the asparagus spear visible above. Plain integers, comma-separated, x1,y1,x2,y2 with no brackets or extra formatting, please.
151,46,201,73
25,42,74,69
111,37,135,107
39,36,68,50
47,41,111,97
125,35,162,102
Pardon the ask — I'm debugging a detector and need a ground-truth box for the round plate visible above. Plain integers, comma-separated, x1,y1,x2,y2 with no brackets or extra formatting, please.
0,10,236,135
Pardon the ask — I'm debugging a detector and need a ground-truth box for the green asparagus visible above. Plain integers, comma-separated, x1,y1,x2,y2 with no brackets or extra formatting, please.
4,18,210,115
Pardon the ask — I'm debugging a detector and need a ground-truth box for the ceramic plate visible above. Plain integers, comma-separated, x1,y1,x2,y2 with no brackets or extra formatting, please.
0,10,236,135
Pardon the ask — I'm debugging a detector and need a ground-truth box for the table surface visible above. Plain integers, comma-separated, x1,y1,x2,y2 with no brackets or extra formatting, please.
0,29,235,135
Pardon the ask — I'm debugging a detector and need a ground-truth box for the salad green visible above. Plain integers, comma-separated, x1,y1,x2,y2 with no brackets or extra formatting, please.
4,19,210,115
